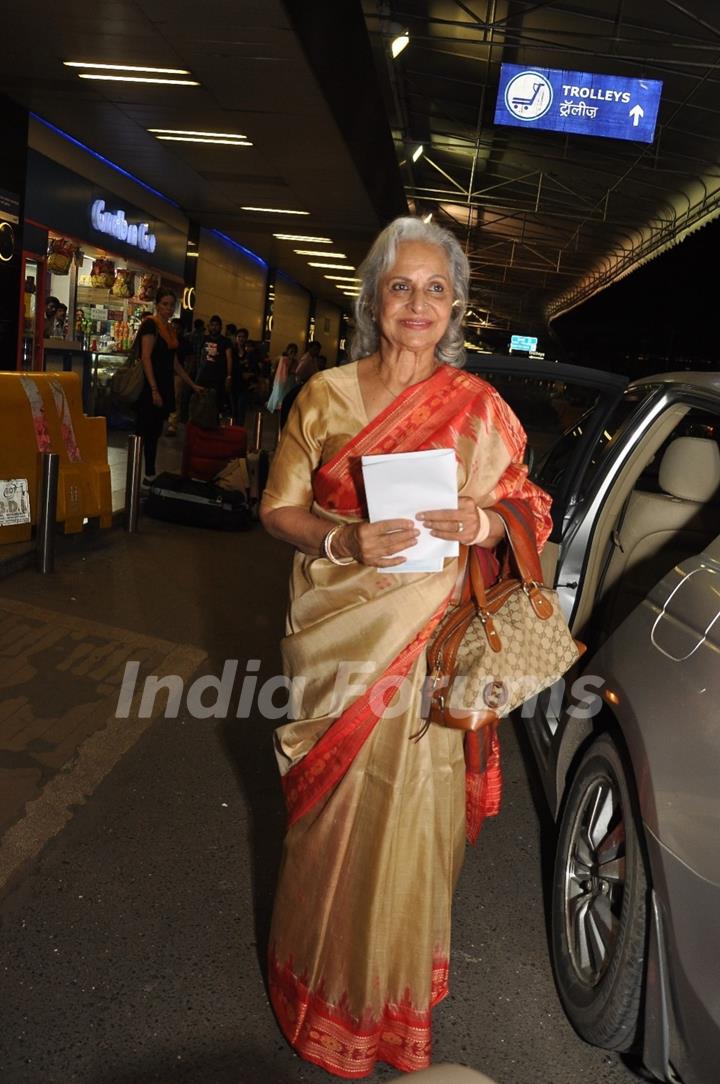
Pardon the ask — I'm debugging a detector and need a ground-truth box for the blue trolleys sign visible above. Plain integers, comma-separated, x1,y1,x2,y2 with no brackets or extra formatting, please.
494,64,663,144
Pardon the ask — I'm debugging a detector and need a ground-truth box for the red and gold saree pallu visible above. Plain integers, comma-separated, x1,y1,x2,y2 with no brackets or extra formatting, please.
265,363,552,1078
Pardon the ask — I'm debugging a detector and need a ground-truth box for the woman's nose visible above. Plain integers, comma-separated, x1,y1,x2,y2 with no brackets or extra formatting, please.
409,288,427,312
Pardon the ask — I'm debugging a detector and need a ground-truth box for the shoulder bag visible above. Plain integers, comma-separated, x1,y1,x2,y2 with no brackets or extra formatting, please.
110,339,145,406
424,500,584,732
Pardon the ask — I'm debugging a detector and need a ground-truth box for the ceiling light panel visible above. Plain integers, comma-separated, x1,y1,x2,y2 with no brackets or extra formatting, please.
274,234,332,242
242,206,309,215
155,136,253,145
149,127,248,138
77,74,199,85
308,262,355,269
323,275,361,282
65,62,191,74
294,250,346,258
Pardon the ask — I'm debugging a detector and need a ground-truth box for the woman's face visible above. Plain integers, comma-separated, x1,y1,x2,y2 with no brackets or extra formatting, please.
378,241,453,354
156,293,176,321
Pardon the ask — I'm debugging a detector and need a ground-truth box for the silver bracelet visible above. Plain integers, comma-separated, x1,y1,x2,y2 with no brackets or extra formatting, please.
323,525,354,565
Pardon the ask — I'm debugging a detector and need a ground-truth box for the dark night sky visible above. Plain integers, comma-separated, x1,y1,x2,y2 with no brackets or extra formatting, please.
549,215,720,377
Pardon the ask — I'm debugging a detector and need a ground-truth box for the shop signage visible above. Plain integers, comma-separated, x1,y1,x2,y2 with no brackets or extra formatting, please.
494,63,663,143
90,199,158,253
27,150,187,278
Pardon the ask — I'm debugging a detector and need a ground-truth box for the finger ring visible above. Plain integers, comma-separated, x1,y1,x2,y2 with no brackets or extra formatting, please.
457,521,464,533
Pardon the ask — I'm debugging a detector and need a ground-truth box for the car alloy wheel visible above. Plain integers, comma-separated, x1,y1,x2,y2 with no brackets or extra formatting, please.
551,735,648,1051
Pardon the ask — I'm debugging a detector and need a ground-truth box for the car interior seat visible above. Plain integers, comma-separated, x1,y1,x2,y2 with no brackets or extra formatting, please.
598,435,720,633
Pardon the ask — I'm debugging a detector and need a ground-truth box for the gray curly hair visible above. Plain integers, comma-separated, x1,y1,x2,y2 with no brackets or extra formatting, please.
350,216,469,366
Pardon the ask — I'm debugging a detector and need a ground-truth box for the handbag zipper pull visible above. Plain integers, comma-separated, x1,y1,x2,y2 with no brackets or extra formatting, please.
479,608,502,652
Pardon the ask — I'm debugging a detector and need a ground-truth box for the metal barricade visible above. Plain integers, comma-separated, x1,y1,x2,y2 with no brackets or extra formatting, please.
125,434,144,533
37,452,59,574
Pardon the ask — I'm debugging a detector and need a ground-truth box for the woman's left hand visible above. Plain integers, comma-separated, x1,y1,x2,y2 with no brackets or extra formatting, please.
417,497,500,546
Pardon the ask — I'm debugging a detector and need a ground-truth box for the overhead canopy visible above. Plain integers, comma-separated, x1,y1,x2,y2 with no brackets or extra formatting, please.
361,0,720,332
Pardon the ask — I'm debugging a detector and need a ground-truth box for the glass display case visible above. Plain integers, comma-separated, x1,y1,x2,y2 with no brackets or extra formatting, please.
91,351,136,428
22,258,40,370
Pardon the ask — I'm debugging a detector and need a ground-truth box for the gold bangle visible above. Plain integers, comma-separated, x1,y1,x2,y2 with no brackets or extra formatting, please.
323,525,354,565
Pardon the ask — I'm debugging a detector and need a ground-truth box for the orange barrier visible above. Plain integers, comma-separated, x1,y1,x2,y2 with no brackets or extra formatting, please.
0,372,112,545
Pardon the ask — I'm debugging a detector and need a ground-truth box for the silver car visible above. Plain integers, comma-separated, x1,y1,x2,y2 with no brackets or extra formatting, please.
467,360,720,1084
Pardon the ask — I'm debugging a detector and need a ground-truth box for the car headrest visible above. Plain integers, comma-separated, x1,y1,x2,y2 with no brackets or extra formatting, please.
659,436,720,502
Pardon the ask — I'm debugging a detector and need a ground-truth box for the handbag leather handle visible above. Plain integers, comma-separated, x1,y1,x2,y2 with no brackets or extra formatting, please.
493,500,544,584
466,500,553,623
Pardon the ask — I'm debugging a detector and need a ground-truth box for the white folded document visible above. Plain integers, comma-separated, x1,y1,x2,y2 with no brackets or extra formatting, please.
361,448,459,573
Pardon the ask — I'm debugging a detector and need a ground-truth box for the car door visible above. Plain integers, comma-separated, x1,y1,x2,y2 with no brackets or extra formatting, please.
527,379,720,806
465,355,628,586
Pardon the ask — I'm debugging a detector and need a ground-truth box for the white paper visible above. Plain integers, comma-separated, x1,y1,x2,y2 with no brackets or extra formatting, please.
0,479,31,527
361,449,458,573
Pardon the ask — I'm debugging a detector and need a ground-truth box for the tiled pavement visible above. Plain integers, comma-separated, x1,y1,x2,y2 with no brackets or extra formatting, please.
0,596,206,891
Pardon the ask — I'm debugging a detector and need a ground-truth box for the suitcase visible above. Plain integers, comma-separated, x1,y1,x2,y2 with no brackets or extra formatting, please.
182,423,248,481
144,472,251,531
246,449,269,515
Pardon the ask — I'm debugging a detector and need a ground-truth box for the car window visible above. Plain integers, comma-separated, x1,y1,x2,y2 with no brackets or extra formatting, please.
535,387,648,497
473,373,602,469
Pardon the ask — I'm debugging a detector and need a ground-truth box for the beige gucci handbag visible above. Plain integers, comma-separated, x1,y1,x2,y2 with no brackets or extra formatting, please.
424,500,584,731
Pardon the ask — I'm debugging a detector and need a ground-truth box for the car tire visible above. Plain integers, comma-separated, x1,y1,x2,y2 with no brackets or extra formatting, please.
551,735,648,1051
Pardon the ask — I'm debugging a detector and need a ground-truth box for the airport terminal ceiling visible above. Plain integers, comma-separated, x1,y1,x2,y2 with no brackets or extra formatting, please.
3,0,720,338
361,0,720,335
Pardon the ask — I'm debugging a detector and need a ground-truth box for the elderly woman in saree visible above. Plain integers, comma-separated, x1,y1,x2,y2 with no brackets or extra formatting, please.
260,216,552,1078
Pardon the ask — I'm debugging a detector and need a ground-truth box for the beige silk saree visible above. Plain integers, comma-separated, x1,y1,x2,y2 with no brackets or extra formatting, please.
262,362,552,1078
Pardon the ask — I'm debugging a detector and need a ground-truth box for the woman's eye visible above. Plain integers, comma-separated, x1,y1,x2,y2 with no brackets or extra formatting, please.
390,282,408,291
429,282,445,293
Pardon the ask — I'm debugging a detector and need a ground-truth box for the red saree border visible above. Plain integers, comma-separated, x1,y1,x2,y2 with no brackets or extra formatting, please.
282,602,448,827
269,948,448,1078
465,726,502,845
313,364,487,515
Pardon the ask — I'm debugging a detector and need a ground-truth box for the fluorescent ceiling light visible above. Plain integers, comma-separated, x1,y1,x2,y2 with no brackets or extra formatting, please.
149,128,250,144
65,62,191,74
294,249,346,258
422,212,433,223
324,275,361,282
78,74,199,85
342,290,360,295
412,144,424,163
185,251,199,258
391,34,410,58
242,206,309,215
274,234,332,242
149,127,247,138
308,262,355,269
155,135,252,145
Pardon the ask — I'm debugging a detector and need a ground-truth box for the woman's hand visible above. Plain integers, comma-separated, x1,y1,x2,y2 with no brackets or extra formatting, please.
417,497,503,548
151,387,163,408
333,518,419,567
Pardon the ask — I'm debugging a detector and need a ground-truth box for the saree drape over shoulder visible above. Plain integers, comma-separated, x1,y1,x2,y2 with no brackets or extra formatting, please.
263,363,551,1078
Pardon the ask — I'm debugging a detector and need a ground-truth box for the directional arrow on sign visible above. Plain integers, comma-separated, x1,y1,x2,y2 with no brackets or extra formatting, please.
629,104,644,126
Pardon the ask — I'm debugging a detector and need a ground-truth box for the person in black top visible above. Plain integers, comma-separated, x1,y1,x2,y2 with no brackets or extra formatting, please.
196,314,233,412
136,288,200,480
231,327,259,426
